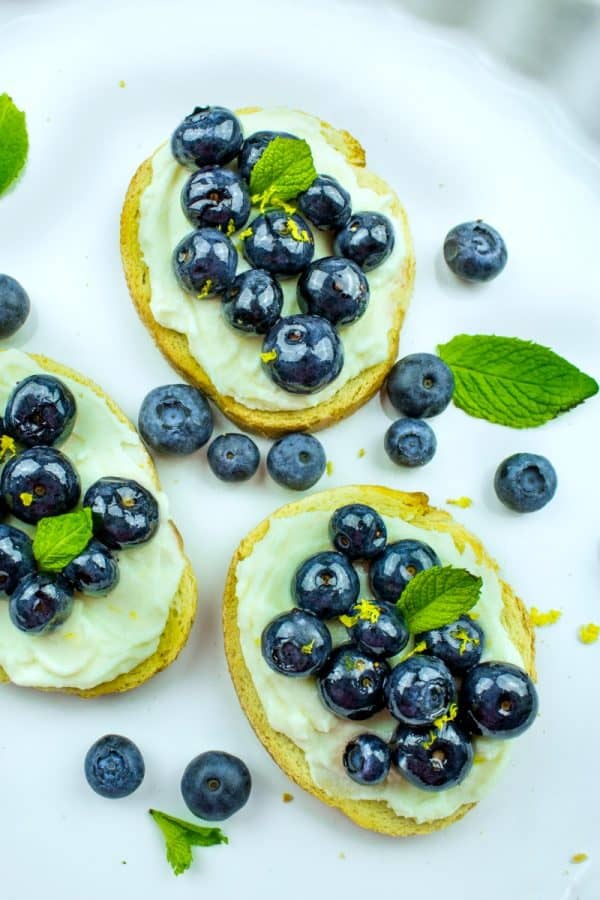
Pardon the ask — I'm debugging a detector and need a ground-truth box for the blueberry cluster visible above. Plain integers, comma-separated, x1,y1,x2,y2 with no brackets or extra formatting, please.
0,374,159,634
260,502,538,792
169,105,395,395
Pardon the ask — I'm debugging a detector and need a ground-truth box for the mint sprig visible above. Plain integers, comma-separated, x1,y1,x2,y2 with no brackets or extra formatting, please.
397,566,482,633
149,809,228,876
249,136,316,207
32,508,93,572
0,94,29,196
438,334,598,428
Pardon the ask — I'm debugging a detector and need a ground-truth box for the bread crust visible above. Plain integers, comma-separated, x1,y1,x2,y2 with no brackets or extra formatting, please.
0,351,197,697
120,109,415,437
222,485,536,836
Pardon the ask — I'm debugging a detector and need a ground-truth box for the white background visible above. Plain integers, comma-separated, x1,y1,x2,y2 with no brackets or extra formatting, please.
1,2,599,898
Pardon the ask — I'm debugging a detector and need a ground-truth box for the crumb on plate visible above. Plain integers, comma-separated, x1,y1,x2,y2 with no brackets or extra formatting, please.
571,853,588,864
446,496,472,509
282,792,294,803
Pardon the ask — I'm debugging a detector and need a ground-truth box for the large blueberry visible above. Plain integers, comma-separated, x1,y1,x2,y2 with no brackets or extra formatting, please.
494,452,557,513
0,524,35,596
384,418,437,467
62,539,119,596
222,269,283,335
173,228,237,297
297,257,369,326
292,550,359,619
461,661,538,738
9,573,73,634
242,212,314,277
317,644,390,720
83,477,159,549
138,384,213,455
343,733,390,785
237,130,299,182
0,274,30,338
207,433,260,483
416,615,484,675
386,353,454,418
443,220,507,282
261,315,343,395
181,751,251,821
181,166,250,232
171,106,243,168
1,447,81,524
385,654,456,726
344,599,410,659
84,734,145,799
298,174,351,231
261,608,332,677
329,503,387,560
391,722,473,791
369,539,440,604
266,432,326,491
4,374,77,447
333,212,395,271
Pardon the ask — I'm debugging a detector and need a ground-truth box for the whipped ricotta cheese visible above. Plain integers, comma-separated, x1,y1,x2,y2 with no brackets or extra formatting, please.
236,509,524,824
138,108,408,411
0,350,185,690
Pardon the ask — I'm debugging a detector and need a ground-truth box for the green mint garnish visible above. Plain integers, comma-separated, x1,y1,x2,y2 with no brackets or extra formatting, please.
397,566,482,634
149,809,228,876
0,93,29,196
32,508,93,572
249,136,316,208
438,334,598,428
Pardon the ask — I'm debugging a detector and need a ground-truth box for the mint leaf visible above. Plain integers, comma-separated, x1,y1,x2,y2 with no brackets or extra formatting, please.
0,94,29,196
397,566,482,633
149,809,228,876
438,334,598,428
249,137,317,204
32,508,93,572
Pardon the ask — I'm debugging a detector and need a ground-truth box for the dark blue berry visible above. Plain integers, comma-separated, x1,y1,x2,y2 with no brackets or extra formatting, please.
343,733,390,785
443,221,507,282
0,524,35,595
4,374,76,447
207,433,260,482
181,166,250,232
171,106,243,169
83,478,159,549
261,315,343,395
344,600,409,659
369,539,440,604
242,212,314,277
329,503,387,560
222,269,283,335
9,573,73,634
461,661,538,738
385,418,437,467
386,353,454,418
297,257,369,326
317,644,390,720
62,540,119,596
292,550,359,619
173,228,237,297
266,432,326,490
84,734,145,799
261,608,332,677
385,655,456,726
1,447,81,524
416,615,484,675
0,274,30,337
138,384,213,455
181,751,251,821
494,453,557,513
298,174,351,231
391,722,473,791
333,212,395,271
237,130,298,182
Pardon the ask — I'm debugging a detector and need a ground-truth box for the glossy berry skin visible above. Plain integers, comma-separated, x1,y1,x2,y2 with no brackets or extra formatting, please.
9,573,73,634
385,418,437,468
391,722,473,791
1,447,81,524
207,433,260,482
318,644,390,720
5,374,76,447
443,221,507,282
0,524,35,596
297,257,369,326
83,478,159,549
62,540,119,596
266,432,326,491
369,539,441,604
261,315,343,395
222,269,283,335
329,503,387,561
138,384,213,455
181,751,251,821
386,353,455,418
494,453,557,513
181,166,250,232
171,106,243,169
237,130,298,182
0,274,30,337
243,212,314,277
292,550,359,619
385,654,456,726
333,212,395,271
345,600,410,659
343,733,391,785
261,608,332,677
461,661,538,738
298,174,351,231
416,615,484,675
173,228,237,297
84,734,145,799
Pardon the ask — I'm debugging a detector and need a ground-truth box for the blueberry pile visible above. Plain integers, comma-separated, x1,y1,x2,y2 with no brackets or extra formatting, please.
0,373,160,634
169,105,395,395
260,502,538,792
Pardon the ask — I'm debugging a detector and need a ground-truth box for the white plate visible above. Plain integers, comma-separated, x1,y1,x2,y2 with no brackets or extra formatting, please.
1,2,599,899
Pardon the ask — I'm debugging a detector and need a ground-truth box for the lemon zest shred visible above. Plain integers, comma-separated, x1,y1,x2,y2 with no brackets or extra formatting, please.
118,79,126,88
19,491,33,507
225,218,236,237
340,598,382,629
0,435,17,461
326,461,334,476
261,349,278,364
466,611,480,621
473,754,487,765
357,448,366,458
529,607,562,627
196,279,213,300
579,623,600,645
449,627,480,655
446,496,472,509
238,226,253,240
63,632,76,641
284,217,310,242
423,702,459,750
401,640,428,661
571,853,588,864
300,640,315,655
129,610,138,620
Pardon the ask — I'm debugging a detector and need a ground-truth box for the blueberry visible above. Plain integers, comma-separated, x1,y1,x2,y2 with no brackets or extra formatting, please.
329,503,387,560
83,477,159,549
494,452,557,513
0,274,30,338
297,174,351,231
385,655,456,726
181,166,250,232
443,220,507,282
292,550,359,619
84,734,145,799
391,722,473,791
138,384,213,455
266,432,326,490
9,573,73,634
1,447,81,524
386,353,454,418
333,212,395,271
297,257,369,326
416,615,484,675
242,212,314,277
181,751,251,821
171,106,243,169
385,418,437,467
4,374,77,447
369,539,440,604
0,524,35,595
461,661,538,738
222,269,283,335
173,228,237,297
343,733,391,785
261,608,332,677
317,644,390,720
62,539,119,596
237,130,299,182
344,600,410,659
207,433,260,482
261,315,343,395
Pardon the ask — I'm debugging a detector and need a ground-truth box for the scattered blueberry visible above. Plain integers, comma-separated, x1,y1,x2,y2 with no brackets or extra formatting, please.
261,315,343,394
443,220,507,282
181,166,250,232
298,174,351,231
171,106,243,168
62,540,119,596
297,257,369,326
344,600,410,659
207,433,260,482
83,477,159,549
384,418,437,467
261,608,332,677
84,734,145,799
237,130,299,182
222,268,283,335
0,523,35,596
386,353,454,418
1,447,81,524
266,432,326,490
173,228,237,297
494,452,557,513
242,211,314,277
461,661,538,738
4,374,76,447
329,503,387,560
9,573,73,634
317,644,390,720
416,615,484,675
333,212,395,271
181,751,251,821
385,654,456,726
292,550,359,619
138,384,213,455
369,539,440,604
343,733,391,785
391,722,473,791
0,274,30,338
